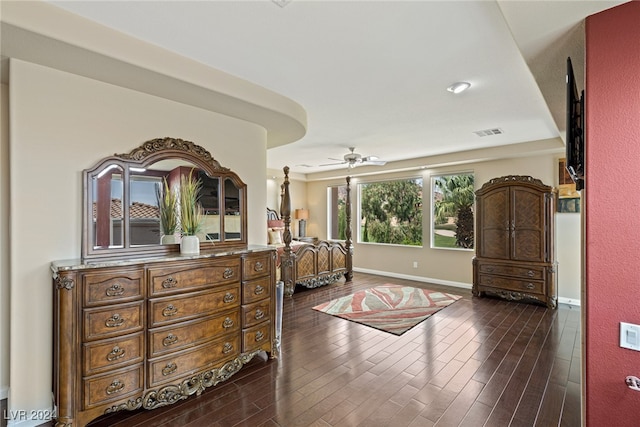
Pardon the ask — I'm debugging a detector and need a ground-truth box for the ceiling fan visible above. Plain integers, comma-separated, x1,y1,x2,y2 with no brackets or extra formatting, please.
320,147,387,169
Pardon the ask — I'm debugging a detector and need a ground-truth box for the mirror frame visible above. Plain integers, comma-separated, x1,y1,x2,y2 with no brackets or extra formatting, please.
82,137,247,260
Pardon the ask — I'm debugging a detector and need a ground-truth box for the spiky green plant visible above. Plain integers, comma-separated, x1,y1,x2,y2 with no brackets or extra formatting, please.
179,171,203,236
156,177,178,236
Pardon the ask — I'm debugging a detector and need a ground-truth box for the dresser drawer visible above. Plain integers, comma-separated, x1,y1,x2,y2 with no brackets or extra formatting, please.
242,299,271,328
148,258,241,297
242,253,272,280
83,302,144,341
478,274,545,295
148,309,240,357
83,364,144,410
242,322,271,353
148,285,240,328
478,262,545,280
82,268,144,306
242,276,271,304
83,332,144,376
147,335,241,388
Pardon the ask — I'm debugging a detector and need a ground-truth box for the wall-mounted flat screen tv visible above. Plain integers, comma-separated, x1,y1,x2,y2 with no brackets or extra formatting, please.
566,57,585,191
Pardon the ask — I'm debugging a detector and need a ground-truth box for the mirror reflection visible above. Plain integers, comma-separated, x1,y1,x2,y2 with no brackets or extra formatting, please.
83,138,247,260
92,164,124,249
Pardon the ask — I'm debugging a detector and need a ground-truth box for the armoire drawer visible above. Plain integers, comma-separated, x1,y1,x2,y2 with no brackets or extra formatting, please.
148,285,240,328
147,335,241,388
82,268,144,306
478,263,545,280
83,332,144,376
478,274,545,295
148,258,241,297
148,309,241,357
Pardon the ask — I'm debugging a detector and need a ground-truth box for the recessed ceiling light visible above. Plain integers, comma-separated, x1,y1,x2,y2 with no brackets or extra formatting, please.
447,82,471,94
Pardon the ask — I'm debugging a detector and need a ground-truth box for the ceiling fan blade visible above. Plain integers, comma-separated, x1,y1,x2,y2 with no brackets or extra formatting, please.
363,160,387,166
319,161,347,166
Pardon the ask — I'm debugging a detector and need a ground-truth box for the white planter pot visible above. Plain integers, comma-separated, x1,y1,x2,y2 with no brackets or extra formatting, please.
180,235,200,255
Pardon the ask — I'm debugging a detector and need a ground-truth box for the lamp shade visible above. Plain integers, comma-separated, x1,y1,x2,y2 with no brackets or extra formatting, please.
295,208,309,220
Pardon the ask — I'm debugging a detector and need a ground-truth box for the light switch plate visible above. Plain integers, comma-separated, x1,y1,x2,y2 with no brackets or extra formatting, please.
620,322,640,351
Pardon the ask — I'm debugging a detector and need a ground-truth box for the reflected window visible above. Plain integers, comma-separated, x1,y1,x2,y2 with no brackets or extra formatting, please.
92,165,124,249
130,175,162,246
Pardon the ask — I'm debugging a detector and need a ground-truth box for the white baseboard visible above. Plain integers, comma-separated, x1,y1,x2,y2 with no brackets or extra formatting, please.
0,385,7,400
5,401,56,427
353,267,472,290
353,268,582,306
558,297,581,307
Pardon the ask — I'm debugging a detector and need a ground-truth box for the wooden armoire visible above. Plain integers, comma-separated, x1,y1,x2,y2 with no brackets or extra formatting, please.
473,175,557,308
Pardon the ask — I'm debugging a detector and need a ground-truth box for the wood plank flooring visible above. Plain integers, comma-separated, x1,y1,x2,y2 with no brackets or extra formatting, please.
44,272,582,427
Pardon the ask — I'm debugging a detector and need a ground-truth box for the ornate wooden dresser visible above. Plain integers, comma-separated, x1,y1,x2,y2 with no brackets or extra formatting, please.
52,247,276,426
472,175,557,308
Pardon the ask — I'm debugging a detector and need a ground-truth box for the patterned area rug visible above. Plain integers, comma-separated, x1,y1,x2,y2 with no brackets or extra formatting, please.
312,284,462,335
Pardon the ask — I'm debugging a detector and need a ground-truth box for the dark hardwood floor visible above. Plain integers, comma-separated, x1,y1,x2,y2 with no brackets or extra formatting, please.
44,272,581,427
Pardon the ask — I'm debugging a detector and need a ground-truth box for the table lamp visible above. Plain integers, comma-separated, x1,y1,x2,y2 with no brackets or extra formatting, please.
295,208,309,237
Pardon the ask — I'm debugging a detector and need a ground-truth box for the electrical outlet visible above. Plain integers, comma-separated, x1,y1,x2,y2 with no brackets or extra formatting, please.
413,261,418,268
620,322,640,351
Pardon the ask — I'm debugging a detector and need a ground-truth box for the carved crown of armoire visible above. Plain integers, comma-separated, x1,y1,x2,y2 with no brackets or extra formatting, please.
472,175,557,308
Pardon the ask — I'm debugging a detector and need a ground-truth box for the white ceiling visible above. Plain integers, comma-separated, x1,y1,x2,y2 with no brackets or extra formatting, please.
46,0,626,176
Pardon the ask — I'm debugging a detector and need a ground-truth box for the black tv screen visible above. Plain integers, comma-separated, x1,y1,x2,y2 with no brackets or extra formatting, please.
566,57,585,190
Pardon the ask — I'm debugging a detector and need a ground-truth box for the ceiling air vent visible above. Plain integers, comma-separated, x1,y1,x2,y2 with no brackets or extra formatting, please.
474,128,504,137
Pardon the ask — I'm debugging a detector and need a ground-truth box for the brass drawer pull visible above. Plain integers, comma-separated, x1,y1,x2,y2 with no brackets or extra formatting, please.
254,309,265,320
524,283,535,290
105,283,125,297
255,331,265,342
222,343,234,354
106,345,126,361
162,277,177,288
223,268,234,279
106,380,125,395
485,266,494,272
254,285,264,295
222,317,234,329
162,304,178,317
254,262,264,272
527,270,535,277
163,334,178,347
105,314,124,328
223,292,235,303
162,362,177,376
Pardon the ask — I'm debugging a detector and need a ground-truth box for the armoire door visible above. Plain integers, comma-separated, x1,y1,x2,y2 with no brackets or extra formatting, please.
477,187,510,259
510,186,546,262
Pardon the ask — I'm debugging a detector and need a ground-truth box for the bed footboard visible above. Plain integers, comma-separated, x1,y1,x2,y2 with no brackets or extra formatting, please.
295,241,348,289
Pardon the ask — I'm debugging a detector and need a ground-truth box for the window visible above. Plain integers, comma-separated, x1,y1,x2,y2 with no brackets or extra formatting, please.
432,173,475,250
327,184,349,240
359,178,422,246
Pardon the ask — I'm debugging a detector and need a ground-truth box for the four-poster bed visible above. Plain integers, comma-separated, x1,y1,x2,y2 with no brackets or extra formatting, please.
268,166,353,297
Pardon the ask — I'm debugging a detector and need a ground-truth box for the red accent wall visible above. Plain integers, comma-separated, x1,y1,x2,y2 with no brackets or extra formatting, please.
585,2,640,425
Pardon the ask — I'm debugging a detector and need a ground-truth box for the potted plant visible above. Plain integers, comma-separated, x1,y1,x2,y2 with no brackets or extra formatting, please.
179,170,203,255
156,177,179,244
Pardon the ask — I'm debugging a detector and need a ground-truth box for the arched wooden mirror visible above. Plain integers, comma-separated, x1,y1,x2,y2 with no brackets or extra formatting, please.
82,137,247,260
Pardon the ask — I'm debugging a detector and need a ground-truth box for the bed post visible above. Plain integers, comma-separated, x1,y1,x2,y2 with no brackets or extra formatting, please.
344,176,353,282
280,166,296,297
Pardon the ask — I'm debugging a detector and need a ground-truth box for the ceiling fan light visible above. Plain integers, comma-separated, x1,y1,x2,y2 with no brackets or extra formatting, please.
447,81,471,94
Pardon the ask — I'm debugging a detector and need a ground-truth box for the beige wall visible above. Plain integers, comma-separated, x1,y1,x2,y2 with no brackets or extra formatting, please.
6,59,271,417
293,152,581,301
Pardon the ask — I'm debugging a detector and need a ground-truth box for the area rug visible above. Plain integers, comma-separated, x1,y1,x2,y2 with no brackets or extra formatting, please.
312,284,462,335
